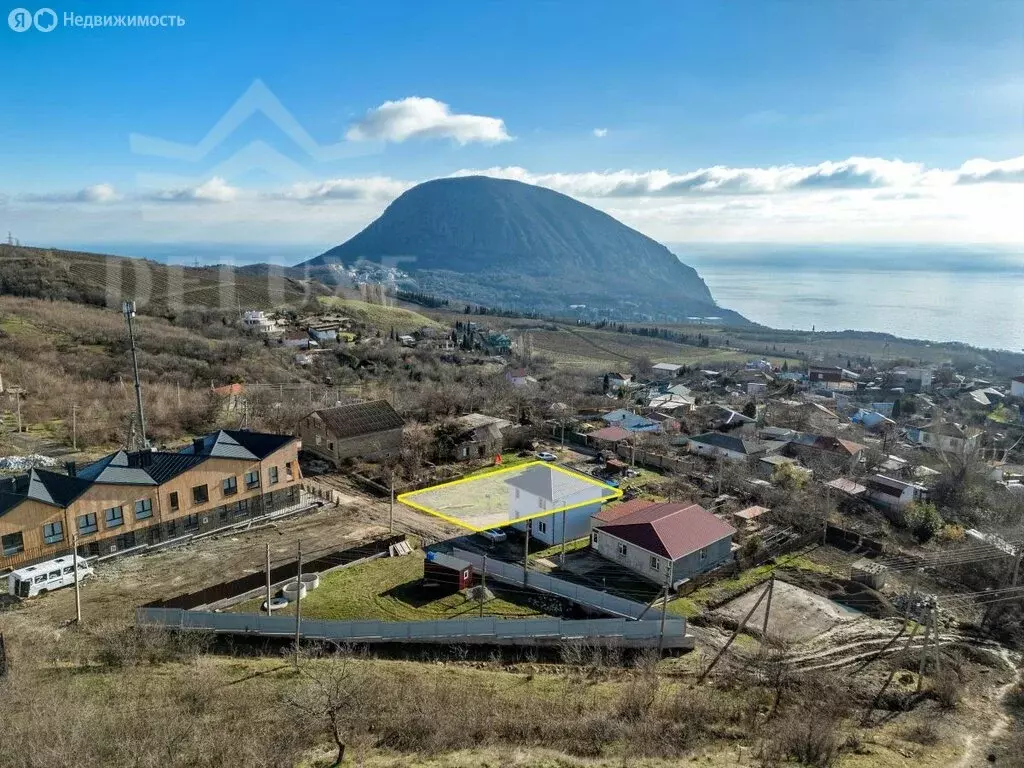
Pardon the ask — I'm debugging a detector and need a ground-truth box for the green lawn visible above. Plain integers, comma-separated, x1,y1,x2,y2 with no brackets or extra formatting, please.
234,550,547,621
462,453,536,478
317,296,445,334
528,536,591,562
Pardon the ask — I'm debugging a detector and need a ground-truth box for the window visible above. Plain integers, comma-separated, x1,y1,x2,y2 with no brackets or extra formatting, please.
244,471,260,490
192,484,209,505
285,461,294,480
268,466,279,485
47,570,61,580
650,556,660,571
78,513,98,535
591,532,598,546
165,520,178,538
222,476,238,496
134,499,153,520
617,542,627,557
537,520,547,534
62,566,74,576
104,506,124,528
115,532,136,550
34,574,46,584
183,513,199,531
699,547,708,560
235,498,250,516
2,532,24,556
43,521,64,545
328,441,334,452
169,491,179,511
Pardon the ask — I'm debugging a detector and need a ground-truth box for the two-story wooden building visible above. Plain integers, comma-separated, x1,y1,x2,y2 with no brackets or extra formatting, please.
0,429,302,572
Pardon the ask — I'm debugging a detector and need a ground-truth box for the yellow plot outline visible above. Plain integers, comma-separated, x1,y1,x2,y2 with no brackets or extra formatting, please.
397,460,623,532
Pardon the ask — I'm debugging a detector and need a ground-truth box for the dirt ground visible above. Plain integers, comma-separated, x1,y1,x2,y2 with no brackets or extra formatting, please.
715,578,862,643
2,476,465,628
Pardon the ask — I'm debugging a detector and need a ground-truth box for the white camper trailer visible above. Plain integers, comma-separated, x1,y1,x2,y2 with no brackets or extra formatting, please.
7,555,93,598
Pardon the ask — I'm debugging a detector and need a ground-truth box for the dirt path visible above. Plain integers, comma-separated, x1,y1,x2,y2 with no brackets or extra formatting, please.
954,648,1021,768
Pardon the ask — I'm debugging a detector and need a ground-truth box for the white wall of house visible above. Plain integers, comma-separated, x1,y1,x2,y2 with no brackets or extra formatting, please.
1011,379,1024,398
591,528,733,585
688,441,747,461
511,503,598,547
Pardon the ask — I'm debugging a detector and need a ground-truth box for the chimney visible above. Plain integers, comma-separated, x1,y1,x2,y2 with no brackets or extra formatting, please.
192,437,205,454
65,461,76,478
139,448,153,467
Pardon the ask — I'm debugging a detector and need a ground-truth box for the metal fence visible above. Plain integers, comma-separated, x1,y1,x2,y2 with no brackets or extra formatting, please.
451,548,661,621
136,607,693,649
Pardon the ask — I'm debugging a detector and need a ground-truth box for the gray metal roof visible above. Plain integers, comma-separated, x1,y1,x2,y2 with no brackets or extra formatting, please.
505,465,611,505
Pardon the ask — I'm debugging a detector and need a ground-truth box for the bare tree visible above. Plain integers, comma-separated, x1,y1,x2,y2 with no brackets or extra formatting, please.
285,644,365,766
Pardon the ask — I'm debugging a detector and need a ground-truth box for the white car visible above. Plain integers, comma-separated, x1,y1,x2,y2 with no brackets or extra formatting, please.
535,451,558,462
478,529,507,544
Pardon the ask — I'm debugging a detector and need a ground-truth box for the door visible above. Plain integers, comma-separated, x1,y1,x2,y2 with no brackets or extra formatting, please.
15,579,29,598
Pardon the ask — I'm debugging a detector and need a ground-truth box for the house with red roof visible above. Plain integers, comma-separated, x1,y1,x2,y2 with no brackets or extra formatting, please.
590,500,736,585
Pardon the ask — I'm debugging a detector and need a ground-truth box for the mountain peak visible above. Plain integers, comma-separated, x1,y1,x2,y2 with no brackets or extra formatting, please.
304,176,743,323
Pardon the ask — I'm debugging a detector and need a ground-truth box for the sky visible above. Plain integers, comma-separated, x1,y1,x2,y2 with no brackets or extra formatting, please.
1,0,1023,254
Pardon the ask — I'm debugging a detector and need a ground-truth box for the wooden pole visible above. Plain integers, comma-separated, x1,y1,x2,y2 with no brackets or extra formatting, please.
479,555,487,618
761,574,775,639
71,404,78,451
931,602,941,677
15,390,21,433
916,601,933,693
658,562,673,655
265,542,273,615
1011,547,1022,587
559,510,567,566
293,540,302,667
72,534,81,624
696,579,772,685
389,470,395,534
523,520,531,587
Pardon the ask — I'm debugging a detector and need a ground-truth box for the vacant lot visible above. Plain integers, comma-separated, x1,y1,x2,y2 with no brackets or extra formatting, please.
714,578,860,643
234,549,549,621
401,462,616,531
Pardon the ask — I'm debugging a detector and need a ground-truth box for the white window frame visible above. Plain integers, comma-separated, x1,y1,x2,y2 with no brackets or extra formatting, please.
617,542,627,557
650,555,660,571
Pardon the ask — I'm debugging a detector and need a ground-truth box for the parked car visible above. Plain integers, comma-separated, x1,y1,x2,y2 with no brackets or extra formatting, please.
477,528,507,544
536,451,558,462
603,478,620,488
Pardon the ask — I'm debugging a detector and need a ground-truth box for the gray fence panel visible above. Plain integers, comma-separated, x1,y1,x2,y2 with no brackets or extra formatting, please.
451,548,668,623
136,607,691,648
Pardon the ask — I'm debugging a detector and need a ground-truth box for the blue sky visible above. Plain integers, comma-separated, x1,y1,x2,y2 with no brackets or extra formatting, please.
2,0,1022,248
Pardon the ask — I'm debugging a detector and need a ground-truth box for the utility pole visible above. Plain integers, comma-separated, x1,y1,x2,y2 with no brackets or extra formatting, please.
696,577,774,686
916,599,933,693
479,555,487,618
293,540,302,667
72,534,81,624
71,404,78,451
522,520,531,587
559,510,567,566
761,574,775,638
1011,546,1022,587
657,562,673,655
389,469,395,534
122,301,149,449
13,388,22,433
265,543,273,615
176,381,181,409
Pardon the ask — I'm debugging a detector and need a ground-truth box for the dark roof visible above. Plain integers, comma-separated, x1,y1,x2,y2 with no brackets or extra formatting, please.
1,429,297,515
0,468,92,518
307,400,404,440
597,501,736,559
688,432,779,455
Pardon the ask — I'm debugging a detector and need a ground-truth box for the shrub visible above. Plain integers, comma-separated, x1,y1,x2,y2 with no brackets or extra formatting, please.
903,501,944,543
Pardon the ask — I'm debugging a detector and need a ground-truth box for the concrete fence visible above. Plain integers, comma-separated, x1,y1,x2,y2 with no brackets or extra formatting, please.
136,607,693,649
451,548,662,621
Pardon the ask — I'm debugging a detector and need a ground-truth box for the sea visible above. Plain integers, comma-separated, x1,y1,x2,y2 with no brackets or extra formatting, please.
67,241,1024,353
677,244,1024,353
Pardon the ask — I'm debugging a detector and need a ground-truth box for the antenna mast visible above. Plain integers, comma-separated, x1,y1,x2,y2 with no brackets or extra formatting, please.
122,301,150,449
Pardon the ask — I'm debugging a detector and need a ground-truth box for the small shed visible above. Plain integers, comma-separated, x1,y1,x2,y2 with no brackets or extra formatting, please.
851,558,887,590
423,552,473,592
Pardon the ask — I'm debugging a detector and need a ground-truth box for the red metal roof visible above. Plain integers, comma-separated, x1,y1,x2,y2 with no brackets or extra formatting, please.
597,501,736,559
588,425,631,442
592,497,656,524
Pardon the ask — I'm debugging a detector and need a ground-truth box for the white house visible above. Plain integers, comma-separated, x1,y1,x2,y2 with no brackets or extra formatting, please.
508,465,614,547
590,499,735,586
651,362,684,380
308,325,339,343
605,372,633,392
242,310,281,335
1012,376,1024,398
905,421,982,455
505,368,537,388
865,474,929,511
685,432,784,462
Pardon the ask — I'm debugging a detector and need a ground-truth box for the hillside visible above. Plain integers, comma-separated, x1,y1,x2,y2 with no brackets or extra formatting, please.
0,244,320,316
303,176,746,324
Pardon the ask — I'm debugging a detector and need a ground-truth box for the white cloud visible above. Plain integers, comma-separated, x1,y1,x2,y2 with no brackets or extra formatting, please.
275,176,413,203
593,128,608,138
145,177,241,203
20,183,120,204
345,97,511,145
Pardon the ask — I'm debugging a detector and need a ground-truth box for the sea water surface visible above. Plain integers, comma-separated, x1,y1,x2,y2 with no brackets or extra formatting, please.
678,244,1024,352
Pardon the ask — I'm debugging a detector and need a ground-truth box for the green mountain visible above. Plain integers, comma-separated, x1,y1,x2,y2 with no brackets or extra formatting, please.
302,176,745,323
